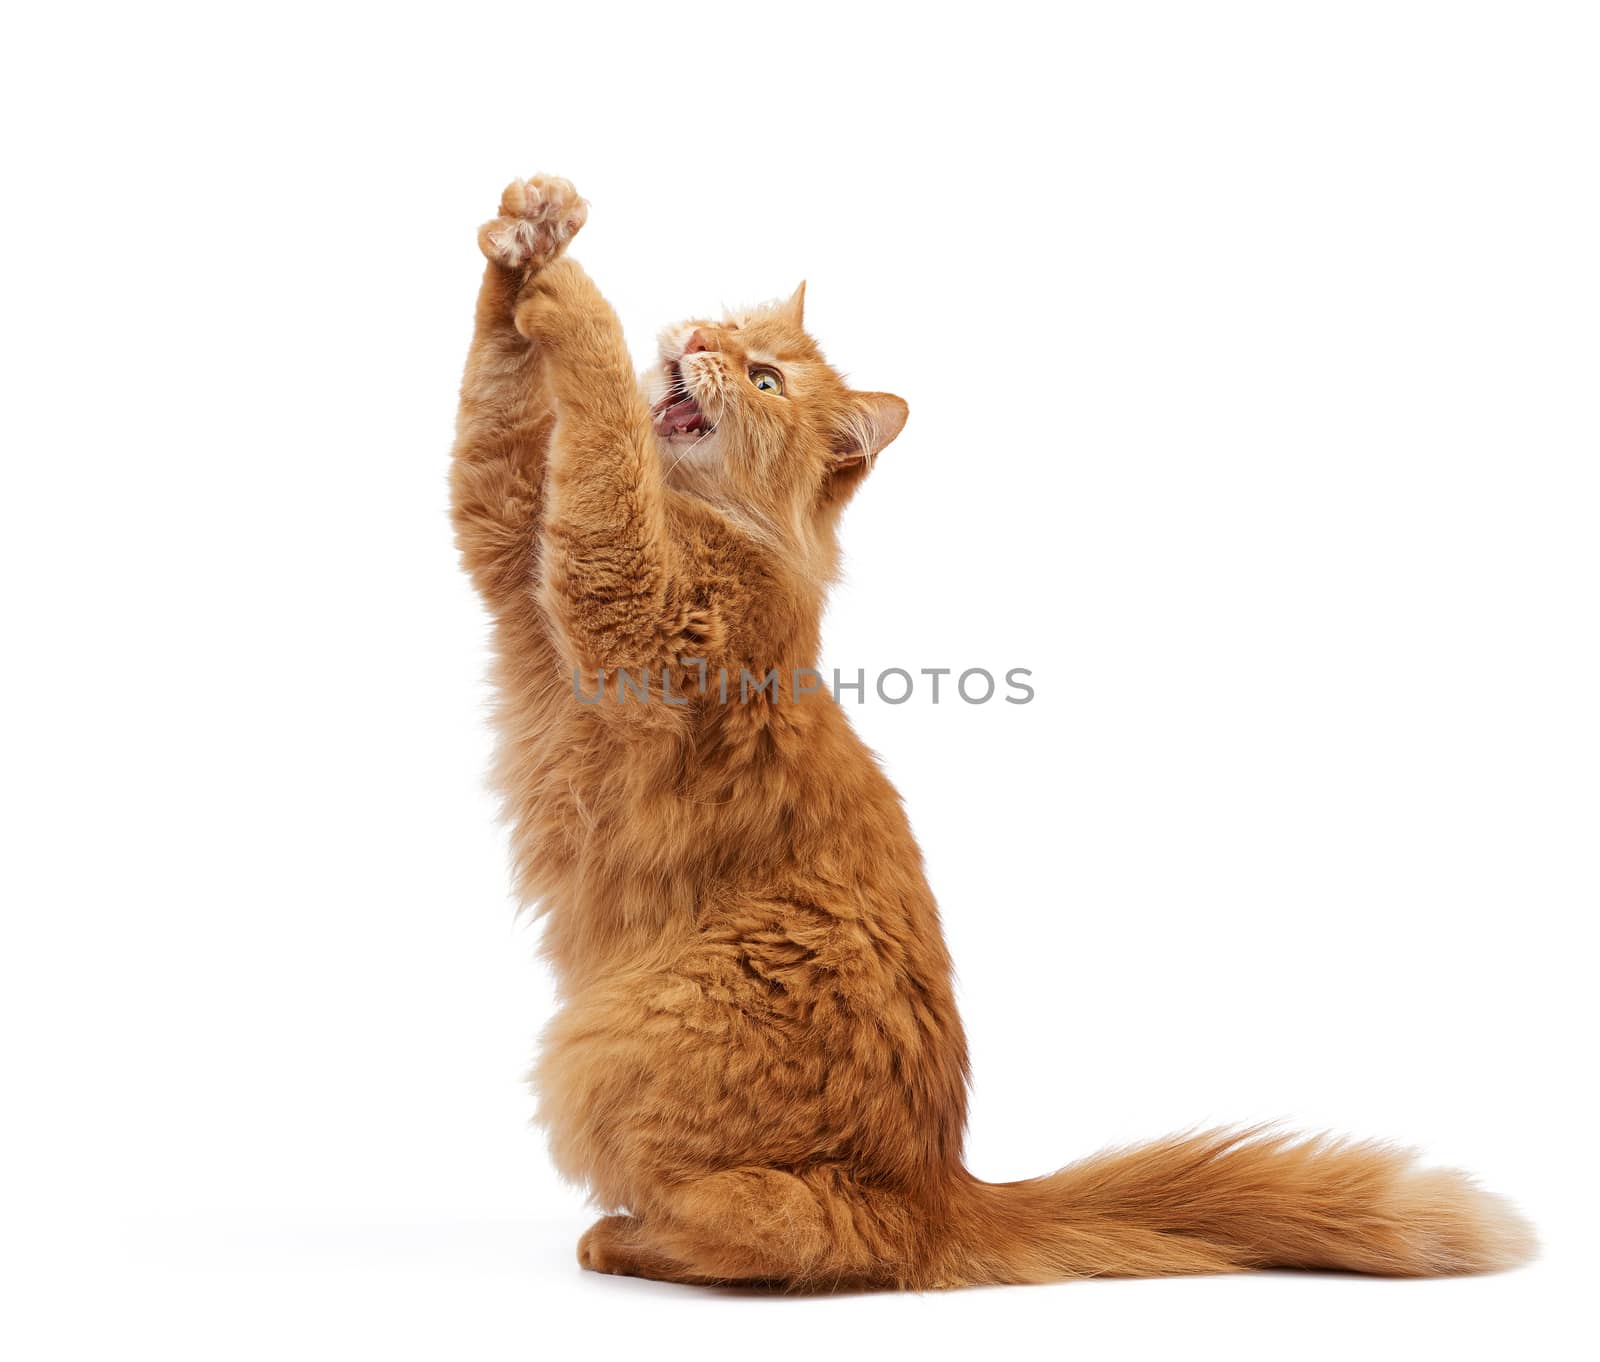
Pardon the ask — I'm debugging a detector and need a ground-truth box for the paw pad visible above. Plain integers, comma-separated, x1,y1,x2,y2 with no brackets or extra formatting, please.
480,174,588,270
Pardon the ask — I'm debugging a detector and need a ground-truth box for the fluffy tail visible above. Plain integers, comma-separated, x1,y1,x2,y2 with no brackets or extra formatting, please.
937,1128,1535,1286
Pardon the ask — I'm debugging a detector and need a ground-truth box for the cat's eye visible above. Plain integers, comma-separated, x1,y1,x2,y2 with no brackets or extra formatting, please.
749,367,784,396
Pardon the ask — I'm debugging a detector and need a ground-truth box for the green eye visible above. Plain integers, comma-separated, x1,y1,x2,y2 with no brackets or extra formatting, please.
749,367,784,395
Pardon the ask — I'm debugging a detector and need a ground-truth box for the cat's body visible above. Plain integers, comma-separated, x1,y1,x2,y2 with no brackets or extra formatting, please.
451,176,1533,1288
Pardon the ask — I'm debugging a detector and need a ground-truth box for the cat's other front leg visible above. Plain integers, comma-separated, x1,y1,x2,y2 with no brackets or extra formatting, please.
450,175,587,611
519,260,687,679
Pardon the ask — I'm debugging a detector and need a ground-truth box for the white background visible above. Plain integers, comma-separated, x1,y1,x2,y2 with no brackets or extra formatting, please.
4,2,1596,1358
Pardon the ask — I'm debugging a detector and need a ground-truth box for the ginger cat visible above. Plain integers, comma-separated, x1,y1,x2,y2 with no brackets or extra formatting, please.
450,175,1533,1288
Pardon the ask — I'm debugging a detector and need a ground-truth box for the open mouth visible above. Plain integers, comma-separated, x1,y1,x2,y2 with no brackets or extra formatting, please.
652,362,713,438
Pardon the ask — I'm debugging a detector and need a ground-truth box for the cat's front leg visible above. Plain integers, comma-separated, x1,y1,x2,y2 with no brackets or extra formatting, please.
450,176,587,610
520,260,688,678
512,256,650,451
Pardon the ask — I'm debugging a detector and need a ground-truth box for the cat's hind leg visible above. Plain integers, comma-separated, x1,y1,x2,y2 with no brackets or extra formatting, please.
578,1167,920,1290
577,1215,706,1283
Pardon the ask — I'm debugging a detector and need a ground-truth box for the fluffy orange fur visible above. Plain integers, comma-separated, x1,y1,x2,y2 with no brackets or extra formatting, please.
450,175,1534,1289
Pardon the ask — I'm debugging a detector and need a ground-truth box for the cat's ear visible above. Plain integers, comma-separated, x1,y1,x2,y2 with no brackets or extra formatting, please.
776,280,806,328
833,392,908,470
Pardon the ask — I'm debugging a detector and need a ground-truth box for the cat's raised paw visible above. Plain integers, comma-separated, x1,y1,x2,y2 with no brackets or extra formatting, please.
478,175,588,272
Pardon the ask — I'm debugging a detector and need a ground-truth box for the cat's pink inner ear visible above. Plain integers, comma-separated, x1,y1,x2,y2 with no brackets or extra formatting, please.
837,393,909,468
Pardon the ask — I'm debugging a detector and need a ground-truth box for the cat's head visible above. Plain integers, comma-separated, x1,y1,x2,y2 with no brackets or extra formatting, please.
644,284,907,553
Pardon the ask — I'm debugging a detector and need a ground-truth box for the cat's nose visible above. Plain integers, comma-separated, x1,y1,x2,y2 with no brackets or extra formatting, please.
683,329,714,356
